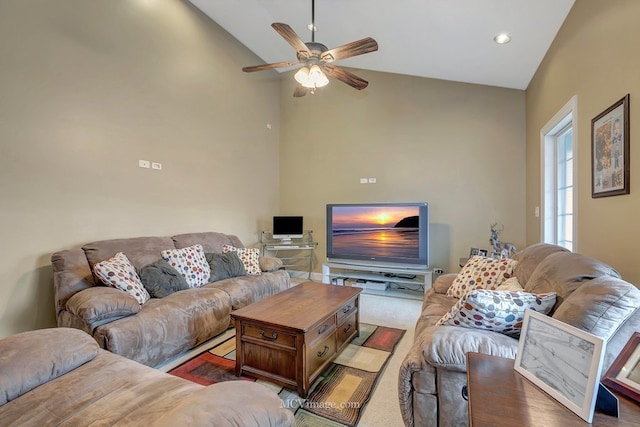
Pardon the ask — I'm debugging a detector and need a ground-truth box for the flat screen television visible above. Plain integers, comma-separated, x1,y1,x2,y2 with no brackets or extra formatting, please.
326,202,429,269
273,216,304,242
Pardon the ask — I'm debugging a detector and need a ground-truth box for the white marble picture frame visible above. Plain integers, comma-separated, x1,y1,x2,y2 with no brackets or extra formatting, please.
514,309,605,423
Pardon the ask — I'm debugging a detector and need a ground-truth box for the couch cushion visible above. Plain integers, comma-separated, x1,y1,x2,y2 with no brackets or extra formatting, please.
207,271,290,310
447,256,517,298
93,287,232,367
161,244,211,288
511,243,570,287
93,252,150,304
66,287,141,324
83,236,175,271
139,259,190,298
421,326,518,372
524,251,621,309
0,328,99,406
206,252,246,282
172,232,243,253
437,289,557,337
552,276,640,341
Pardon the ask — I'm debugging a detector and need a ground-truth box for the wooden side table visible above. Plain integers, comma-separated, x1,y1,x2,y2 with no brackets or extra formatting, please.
466,352,640,426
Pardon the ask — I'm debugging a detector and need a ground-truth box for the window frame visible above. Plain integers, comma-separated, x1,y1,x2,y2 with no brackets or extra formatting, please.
540,96,578,250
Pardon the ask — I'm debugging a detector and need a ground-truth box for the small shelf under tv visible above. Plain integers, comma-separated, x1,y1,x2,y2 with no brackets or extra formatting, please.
321,262,432,299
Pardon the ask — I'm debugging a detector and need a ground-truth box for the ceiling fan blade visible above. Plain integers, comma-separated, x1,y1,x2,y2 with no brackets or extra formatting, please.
293,84,309,98
242,60,300,73
271,23,312,59
321,64,369,90
320,37,378,63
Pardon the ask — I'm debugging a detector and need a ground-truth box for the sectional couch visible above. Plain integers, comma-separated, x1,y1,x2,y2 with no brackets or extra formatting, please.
398,243,640,427
51,231,290,367
0,327,295,425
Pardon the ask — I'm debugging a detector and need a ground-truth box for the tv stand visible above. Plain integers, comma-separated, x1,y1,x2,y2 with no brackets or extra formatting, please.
322,262,432,299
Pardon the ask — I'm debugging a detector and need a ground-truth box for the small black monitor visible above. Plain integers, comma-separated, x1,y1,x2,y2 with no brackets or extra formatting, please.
273,216,303,241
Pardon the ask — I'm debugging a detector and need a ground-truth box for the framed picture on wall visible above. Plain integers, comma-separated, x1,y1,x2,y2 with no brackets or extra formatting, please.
592,94,630,198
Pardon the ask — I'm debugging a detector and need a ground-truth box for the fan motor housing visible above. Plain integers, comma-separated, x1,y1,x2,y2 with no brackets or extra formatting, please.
298,42,328,60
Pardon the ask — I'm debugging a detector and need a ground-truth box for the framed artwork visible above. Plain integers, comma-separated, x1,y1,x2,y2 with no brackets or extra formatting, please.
592,94,630,197
514,309,605,423
603,332,640,403
469,248,488,257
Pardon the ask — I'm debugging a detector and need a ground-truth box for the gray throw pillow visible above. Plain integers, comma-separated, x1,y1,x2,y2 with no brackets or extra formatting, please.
138,259,190,298
205,252,246,282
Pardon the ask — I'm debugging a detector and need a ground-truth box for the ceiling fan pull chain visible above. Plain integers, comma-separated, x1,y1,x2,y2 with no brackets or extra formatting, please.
311,0,315,43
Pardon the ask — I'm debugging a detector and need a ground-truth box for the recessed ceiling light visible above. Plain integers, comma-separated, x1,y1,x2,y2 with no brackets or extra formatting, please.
494,33,511,44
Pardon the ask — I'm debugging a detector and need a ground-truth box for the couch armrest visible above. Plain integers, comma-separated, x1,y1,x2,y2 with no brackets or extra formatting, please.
0,328,99,406
153,382,295,426
66,287,141,324
259,256,283,272
421,325,518,372
433,273,457,294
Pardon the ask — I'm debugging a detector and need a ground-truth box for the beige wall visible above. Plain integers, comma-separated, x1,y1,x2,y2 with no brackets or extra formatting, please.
279,71,526,273
525,0,640,283
0,0,281,337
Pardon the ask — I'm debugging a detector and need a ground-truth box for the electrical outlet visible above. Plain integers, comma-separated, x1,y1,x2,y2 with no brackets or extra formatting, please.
360,178,368,184
151,162,162,170
368,178,377,183
138,160,150,168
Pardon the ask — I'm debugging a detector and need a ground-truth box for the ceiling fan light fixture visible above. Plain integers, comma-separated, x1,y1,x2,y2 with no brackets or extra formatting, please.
294,64,329,88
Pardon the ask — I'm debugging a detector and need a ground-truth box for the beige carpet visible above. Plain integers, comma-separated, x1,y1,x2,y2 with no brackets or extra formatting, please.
355,290,422,427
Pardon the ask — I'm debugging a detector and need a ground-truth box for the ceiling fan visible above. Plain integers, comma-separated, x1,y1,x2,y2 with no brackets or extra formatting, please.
242,0,378,97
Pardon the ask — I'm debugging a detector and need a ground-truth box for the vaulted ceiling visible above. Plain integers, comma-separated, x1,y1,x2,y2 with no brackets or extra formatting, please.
189,0,575,90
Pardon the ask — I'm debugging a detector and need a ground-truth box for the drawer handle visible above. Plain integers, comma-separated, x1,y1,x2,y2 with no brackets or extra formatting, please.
317,323,329,335
342,305,352,314
343,324,352,333
259,330,278,341
317,345,330,358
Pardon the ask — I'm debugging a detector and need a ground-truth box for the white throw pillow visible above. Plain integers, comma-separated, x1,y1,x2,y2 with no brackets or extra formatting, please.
93,252,150,304
161,244,211,288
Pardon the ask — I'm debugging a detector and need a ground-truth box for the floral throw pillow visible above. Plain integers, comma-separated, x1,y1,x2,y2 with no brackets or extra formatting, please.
93,252,150,305
437,289,557,337
447,255,518,298
222,245,261,275
161,244,211,288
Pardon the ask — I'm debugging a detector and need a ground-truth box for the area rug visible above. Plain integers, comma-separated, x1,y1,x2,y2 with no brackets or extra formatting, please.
168,323,405,426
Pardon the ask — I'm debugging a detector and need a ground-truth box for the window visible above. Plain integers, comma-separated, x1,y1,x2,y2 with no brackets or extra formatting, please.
541,96,577,251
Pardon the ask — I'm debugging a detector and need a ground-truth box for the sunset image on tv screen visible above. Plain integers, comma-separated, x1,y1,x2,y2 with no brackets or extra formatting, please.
331,206,420,259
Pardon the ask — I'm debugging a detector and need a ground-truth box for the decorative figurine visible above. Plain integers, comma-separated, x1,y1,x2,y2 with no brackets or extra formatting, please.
490,223,516,258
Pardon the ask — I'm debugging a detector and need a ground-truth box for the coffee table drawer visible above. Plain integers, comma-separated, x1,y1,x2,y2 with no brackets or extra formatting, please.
243,324,296,348
337,298,357,323
308,315,337,345
308,333,336,377
337,311,357,349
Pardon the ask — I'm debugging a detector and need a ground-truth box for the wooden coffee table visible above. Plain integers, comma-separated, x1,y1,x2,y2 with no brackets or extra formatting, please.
231,281,361,397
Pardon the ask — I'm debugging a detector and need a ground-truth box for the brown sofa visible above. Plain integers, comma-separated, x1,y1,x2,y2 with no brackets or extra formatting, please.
0,328,295,426
398,243,640,427
51,231,290,367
